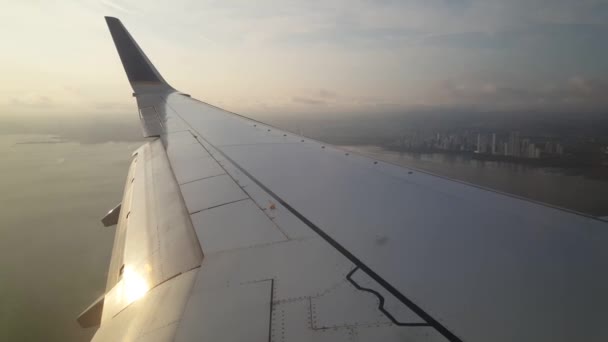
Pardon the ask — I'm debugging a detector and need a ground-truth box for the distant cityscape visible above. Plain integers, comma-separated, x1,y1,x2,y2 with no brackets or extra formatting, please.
262,109,608,167
473,132,563,159
388,130,608,166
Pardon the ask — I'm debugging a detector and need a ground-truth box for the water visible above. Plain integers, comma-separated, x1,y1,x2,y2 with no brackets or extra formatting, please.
1,134,607,342
344,145,608,217
0,134,141,342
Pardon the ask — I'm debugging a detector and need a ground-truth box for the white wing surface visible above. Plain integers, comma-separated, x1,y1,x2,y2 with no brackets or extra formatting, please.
82,17,608,342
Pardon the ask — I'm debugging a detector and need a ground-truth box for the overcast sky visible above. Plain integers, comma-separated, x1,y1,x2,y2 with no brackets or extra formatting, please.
1,0,607,117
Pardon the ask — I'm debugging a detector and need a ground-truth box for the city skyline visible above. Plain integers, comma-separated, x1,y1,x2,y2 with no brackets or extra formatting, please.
389,127,608,165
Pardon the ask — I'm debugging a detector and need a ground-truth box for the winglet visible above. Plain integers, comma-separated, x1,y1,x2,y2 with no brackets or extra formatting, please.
105,16,172,91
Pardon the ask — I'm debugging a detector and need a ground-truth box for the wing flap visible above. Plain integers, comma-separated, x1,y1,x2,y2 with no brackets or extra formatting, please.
77,295,104,328
101,203,121,227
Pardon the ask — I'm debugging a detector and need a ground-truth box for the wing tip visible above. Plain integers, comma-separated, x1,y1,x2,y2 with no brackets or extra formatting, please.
104,16,171,88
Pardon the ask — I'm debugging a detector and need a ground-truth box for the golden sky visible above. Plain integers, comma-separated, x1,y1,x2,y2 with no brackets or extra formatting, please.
1,0,607,117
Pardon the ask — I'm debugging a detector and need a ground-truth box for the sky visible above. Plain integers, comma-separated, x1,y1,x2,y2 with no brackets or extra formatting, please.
1,0,607,118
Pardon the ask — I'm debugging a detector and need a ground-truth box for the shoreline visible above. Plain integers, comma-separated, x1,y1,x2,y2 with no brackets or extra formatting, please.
384,146,607,168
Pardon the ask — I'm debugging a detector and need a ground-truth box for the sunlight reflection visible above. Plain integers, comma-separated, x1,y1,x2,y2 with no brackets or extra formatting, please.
123,266,149,303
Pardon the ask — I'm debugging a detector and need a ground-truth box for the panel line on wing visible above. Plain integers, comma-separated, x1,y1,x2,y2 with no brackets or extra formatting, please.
169,110,463,342
189,197,250,215
346,267,430,327
178,173,226,187
174,129,293,242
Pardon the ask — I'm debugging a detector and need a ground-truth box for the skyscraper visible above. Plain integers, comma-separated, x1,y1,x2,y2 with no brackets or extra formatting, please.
509,132,521,157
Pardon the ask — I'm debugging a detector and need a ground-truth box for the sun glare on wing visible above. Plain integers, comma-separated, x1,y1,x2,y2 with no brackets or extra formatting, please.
123,266,149,303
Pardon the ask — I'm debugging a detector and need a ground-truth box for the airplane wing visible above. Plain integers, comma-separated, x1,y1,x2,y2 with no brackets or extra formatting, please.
80,16,608,342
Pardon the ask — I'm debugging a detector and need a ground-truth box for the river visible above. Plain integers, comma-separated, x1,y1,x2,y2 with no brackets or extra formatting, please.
343,145,608,217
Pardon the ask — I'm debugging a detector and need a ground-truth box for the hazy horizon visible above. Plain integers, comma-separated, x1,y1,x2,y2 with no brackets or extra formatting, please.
1,0,607,119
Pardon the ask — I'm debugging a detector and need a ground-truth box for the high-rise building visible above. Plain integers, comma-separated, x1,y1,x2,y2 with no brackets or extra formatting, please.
522,138,530,157
476,133,486,153
527,143,536,159
476,133,489,153
509,132,521,157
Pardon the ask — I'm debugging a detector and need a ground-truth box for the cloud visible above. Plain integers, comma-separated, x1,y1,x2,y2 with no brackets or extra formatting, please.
279,26,423,48
99,0,134,14
93,101,135,112
2,0,607,116
426,77,608,111
260,0,608,50
9,94,54,108
291,97,326,105
421,31,523,49
318,89,338,99
568,77,608,95
289,89,338,106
